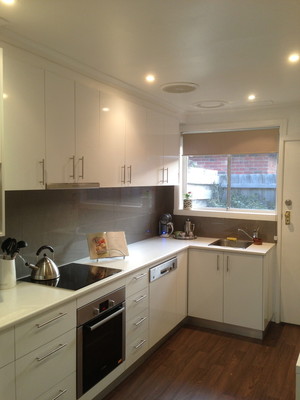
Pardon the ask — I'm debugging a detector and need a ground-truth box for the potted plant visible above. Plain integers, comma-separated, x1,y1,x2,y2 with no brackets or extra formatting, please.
183,192,193,210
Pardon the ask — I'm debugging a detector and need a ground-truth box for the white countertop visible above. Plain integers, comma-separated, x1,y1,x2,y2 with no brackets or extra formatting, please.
0,236,275,331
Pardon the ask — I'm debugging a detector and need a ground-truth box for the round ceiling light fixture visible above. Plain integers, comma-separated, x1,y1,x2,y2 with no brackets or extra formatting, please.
194,100,227,109
161,82,198,94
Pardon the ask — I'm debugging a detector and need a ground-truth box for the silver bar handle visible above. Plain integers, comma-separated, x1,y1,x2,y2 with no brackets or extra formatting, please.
51,389,68,400
134,339,147,349
36,312,67,329
164,167,169,183
134,294,147,303
217,254,220,271
88,306,125,332
226,255,229,272
121,165,126,183
134,272,147,280
36,343,67,362
70,155,75,179
134,316,148,326
79,156,84,179
127,165,132,184
39,159,45,185
159,168,164,183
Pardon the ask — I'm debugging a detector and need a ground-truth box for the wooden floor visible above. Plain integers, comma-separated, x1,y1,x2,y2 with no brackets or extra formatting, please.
103,323,300,400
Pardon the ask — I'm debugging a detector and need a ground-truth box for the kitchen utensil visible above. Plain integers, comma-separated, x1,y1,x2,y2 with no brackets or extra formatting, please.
11,240,28,259
159,214,174,237
26,245,60,280
184,218,195,238
1,238,12,258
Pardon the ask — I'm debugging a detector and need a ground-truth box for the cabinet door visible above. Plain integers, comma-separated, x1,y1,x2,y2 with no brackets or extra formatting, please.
147,109,164,185
3,56,45,190
162,115,180,185
0,362,15,400
224,253,263,330
124,101,148,186
188,249,223,322
45,71,75,184
176,250,188,323
99,92,126,187
75,82,100,183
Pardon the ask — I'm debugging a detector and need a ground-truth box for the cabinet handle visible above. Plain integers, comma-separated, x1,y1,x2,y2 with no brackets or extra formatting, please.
51,389,68,400
121,165,126,183
79,156,84,179
134,316,148,326
134,272,147,280
39,159,45,185
164,167,169,183
226,255,229,272
159,168,164,183
69,156,75,179
36,343,67,362
35,312,67,329
127,165,132,184
134,294,147,303
134,339,147,349
217,254,220,271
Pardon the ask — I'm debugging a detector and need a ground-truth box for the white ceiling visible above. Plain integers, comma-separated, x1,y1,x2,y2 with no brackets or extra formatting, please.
0,0,300,113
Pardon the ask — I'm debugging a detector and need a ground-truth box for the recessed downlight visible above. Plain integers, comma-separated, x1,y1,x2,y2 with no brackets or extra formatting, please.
101,107,110,112
288,53,300,63
161,82,198,94
1,0,15,5
248,94,256,101
145,74,155,83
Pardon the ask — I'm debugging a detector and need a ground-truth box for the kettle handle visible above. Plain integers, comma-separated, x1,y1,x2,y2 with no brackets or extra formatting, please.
36,245,54,256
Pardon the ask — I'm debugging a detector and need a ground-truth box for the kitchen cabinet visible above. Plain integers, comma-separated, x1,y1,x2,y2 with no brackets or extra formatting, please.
3,55,46,190
46,73,101,186
125,268,149,367
0,362,15,399
188,249,272,331
146,110,180,185
45,71,75,185
15,300,76,400
99,92,151,187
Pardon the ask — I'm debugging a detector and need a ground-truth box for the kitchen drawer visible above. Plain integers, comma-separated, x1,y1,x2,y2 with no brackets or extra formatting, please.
126,287,149,319
15,300,76,358
0,362,15,400
0,326,14,368
126,268,148,298
126,309,149,340
126,328,149,368
36,372,76,400
16,328,76,400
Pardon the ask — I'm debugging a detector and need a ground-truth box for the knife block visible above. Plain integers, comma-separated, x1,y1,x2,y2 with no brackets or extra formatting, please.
0,258,16,289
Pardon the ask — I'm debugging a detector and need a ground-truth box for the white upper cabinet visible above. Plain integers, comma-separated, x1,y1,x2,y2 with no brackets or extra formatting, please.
161,115,180,185
75,82,100,183
99,92,126,187
146,109,164,186
124,101,149,186
45,71,75,185
3,56,46,190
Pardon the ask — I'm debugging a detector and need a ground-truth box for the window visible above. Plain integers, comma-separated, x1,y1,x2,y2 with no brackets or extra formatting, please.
181,127,279,215
183,153,277,211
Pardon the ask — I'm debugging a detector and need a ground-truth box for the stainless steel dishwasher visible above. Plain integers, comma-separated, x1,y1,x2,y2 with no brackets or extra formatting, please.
149,257,177,347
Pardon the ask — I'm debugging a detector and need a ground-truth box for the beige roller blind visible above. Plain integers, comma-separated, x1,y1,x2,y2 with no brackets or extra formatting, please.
182,128,279,155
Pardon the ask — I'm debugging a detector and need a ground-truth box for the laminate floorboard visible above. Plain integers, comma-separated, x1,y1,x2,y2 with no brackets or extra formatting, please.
103,323,300,400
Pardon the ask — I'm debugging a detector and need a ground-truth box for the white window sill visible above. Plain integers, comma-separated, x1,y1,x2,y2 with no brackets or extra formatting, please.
173,208,277,221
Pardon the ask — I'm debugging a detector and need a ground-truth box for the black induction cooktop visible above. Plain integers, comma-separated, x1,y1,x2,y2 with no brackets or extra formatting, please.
19,263,122,291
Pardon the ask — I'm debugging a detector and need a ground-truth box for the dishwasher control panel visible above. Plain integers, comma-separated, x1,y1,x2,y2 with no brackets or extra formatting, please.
149,257,177,282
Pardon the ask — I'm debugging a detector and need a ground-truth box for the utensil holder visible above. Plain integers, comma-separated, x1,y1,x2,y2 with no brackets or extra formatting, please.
0,258,16,289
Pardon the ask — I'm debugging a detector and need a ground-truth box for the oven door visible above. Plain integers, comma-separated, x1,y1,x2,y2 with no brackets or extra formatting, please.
77,302,125,398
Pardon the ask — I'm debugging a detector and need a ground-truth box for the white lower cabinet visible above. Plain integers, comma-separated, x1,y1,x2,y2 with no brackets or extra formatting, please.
0,362,15,400
36,372,76,400
125,269,149,368
188,249,271,331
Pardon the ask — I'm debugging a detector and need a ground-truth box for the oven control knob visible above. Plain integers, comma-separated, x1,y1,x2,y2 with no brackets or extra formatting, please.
109,299,115,308
93,307,100,316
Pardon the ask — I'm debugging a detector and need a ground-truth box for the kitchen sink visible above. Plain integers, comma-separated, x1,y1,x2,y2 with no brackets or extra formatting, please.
209,238,253,249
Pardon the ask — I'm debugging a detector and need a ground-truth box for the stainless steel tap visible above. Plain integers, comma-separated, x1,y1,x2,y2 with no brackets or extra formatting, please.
238,227,259,240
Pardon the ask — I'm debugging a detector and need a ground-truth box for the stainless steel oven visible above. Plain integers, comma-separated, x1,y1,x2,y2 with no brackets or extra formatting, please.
76,286,125,398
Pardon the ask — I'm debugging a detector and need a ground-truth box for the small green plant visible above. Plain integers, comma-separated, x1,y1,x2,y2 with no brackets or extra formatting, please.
184,192,192,199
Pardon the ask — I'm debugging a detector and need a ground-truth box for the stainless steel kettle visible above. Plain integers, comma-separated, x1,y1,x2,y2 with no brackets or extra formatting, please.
26,245,60,280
